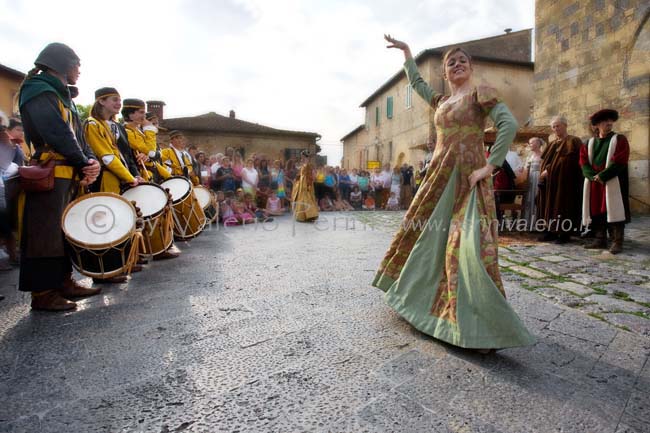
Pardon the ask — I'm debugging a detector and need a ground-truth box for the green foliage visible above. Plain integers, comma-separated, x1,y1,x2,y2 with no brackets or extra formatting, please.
75,103,91,123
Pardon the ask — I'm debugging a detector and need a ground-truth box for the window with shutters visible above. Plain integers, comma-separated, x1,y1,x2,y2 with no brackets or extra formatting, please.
387,96,393,119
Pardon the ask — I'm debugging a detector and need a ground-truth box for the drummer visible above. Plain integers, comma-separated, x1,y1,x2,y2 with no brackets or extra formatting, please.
17,42,101,311
122,99,171,183
161,130,200,185
122,99,180,261
84,87,145,283
84,87,143,194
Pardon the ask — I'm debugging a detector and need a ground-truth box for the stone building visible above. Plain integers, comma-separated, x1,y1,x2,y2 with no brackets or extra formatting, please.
153,103,320,162
341,30,535,170
534,1,649,213
0,64,24,116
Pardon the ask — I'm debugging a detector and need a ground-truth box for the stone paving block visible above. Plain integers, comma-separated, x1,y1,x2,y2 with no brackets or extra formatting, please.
554,281,594,296
602,283,650,303
534,286,585,308
541,264,576,276
538,255,569,263
603,314,650,337
375,349,439,386
587,331,650,391
582,295,650,314
508,265,547,279
546,311,617,345
624,388,650,424
566,272,612,285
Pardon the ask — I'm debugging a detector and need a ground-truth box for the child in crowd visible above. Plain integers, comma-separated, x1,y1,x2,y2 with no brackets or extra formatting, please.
333,191,354,211
349,185,363,210
386,192,400,210
221,191,238,226
230,199,255,225
265,190,286,216
363,192,376,210
319,193,335,211
243,192,272,221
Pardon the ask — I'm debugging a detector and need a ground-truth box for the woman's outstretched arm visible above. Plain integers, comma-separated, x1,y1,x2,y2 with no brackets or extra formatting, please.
385,34,438,105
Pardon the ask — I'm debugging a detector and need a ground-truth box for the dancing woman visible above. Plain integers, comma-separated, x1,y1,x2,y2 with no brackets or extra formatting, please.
292,150,319,222
372,35,534,352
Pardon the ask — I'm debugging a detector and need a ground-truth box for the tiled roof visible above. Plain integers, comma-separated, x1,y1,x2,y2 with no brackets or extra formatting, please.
162,112,320,138
0,64,25,79
340,124,365,142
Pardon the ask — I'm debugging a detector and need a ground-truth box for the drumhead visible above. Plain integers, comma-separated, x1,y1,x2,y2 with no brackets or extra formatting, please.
160,177,192,203
122,184,168,218
63,194,136,246
194,186,212,209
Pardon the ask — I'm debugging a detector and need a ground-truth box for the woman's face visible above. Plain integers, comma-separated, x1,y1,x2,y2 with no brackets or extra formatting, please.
246,160,253,168
444,51,472,85
528,138,540,152
101,95,122,117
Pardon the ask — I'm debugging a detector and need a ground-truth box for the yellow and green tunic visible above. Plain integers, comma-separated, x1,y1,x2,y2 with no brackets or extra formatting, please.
372,58,534,350
124,123,170,182
84,116,135,193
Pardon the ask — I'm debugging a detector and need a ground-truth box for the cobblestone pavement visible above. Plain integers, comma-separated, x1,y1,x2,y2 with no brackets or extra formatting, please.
0,213,648,432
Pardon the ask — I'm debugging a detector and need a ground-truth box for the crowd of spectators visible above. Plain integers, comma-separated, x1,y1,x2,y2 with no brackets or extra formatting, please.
193,146,427,223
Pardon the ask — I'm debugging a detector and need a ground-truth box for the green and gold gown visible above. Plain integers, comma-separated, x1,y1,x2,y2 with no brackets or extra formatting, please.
372,58,535,349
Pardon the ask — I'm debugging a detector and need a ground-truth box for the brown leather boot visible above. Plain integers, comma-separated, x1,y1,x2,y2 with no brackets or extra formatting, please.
61,277,101,299
609,225,624,254
584,229,606,249
31,291,77,311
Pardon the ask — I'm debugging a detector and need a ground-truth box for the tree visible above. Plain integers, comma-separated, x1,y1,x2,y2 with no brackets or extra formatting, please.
76,103,91,123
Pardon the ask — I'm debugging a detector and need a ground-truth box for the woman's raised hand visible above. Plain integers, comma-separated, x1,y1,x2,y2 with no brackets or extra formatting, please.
384,34,409,51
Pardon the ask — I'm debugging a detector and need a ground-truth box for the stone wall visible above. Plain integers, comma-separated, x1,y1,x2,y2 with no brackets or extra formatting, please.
535,0,650,213
157,130,317,163
0,73,21,116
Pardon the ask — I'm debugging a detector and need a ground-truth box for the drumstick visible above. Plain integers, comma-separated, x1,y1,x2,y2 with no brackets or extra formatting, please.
137,152,151,181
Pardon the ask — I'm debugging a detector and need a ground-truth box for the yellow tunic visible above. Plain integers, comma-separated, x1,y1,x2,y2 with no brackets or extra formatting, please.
161,147,199,185
84,117,135,193
124,124,170,182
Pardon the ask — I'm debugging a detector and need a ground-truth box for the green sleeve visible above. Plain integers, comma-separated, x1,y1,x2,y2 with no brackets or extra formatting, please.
486,102,517,167
581,164,597,180
404,58,440,105
597,163,625,182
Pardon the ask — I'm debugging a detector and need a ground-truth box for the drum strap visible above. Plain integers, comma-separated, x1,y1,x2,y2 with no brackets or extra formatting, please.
125,230,145,275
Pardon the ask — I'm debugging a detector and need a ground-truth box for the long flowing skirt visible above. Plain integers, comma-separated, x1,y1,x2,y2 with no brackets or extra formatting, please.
292,178,319,222
372,166,534,349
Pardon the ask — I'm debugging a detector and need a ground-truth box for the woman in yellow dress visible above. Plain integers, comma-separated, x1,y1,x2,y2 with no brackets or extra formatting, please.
292,150,318,222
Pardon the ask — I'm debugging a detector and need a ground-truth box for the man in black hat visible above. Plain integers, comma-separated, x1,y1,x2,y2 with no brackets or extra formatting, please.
580,109,631,254
161,130,199,185
18,42,102,310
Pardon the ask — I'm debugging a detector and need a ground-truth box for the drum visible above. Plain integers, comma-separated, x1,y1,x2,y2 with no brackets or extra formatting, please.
193,185,218,225
160,176,206,240
62,193,140,278
122,183,173,256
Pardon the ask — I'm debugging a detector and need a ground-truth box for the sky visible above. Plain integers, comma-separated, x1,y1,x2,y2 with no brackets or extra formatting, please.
1,0,534,164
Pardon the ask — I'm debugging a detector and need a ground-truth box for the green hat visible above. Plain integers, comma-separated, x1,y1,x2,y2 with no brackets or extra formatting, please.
169,130,184,138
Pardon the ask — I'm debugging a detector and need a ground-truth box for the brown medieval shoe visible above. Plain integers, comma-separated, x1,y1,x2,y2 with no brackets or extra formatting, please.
584,229,607,249
61,278,101,299
92,275,129,284
31,290,77,311
130,264,144,273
